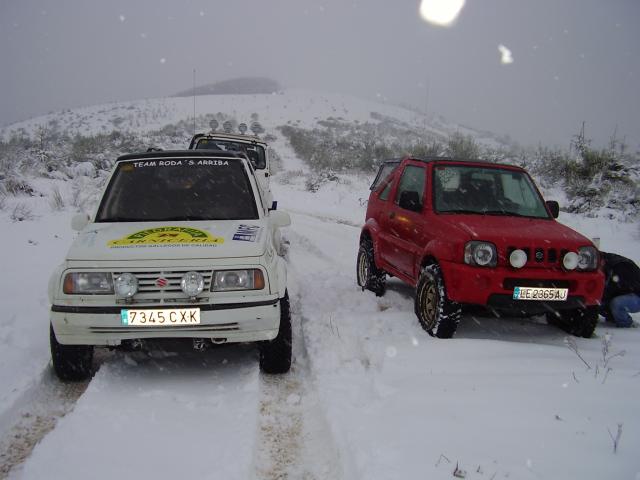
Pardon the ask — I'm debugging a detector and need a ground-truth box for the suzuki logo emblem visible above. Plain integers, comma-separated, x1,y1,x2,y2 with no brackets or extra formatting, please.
155,277,168,288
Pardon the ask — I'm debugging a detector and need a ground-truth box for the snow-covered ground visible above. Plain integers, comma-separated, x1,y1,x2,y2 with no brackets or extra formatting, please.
1,92,639,479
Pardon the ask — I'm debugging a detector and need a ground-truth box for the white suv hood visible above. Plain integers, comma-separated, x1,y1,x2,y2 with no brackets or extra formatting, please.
67,221,267,261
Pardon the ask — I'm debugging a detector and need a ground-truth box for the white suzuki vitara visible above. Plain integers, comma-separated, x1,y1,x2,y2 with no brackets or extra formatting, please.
48,150,291,380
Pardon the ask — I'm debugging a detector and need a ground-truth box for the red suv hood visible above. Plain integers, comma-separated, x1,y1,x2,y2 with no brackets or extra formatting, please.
452,215,591,247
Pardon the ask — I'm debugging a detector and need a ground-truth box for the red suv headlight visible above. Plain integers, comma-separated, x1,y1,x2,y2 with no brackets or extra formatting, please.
577,246,599,271
464,241,497,267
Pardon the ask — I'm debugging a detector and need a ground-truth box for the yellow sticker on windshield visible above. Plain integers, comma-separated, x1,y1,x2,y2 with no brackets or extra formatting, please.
108,227,224,247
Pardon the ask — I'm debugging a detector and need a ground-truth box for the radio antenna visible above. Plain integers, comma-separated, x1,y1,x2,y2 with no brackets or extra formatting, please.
193,68,196,135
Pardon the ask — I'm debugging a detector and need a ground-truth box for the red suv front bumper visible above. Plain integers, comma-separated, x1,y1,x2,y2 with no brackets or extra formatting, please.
440,260,603,314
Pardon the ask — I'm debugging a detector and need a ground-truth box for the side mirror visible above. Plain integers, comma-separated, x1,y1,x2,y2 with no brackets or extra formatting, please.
546,200,559,219
71,213,90,231
270,210,291,228
398,190,422,212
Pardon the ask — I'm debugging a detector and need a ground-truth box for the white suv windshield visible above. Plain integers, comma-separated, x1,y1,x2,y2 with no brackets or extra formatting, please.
433,165,550,219
95,158,259,222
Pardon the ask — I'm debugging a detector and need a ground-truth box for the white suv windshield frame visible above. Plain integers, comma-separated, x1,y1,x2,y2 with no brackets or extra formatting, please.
95,158,259,222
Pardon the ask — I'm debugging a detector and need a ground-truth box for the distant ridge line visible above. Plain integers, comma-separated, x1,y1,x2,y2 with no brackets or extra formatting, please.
174,76,280,97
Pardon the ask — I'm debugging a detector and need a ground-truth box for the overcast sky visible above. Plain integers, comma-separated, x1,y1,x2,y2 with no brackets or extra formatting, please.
1,0,638,148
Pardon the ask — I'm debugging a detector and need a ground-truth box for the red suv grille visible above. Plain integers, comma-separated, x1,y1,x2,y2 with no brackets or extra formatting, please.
506,247,569,266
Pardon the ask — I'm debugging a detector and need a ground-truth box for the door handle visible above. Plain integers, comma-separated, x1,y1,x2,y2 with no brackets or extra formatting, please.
388,212,395,219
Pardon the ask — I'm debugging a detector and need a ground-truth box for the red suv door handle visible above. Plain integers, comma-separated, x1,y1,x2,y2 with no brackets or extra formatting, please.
388,212,395,219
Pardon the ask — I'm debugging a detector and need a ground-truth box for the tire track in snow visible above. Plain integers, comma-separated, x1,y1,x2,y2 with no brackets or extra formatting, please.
283,209,362,230
252,214,347,479
253,298,344,480
252,296,344,480
0,367,89,478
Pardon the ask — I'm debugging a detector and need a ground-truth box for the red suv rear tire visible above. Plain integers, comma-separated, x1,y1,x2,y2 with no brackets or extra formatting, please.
357,236,386,297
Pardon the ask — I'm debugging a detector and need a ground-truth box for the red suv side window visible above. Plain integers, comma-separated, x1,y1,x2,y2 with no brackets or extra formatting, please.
394,165,426,209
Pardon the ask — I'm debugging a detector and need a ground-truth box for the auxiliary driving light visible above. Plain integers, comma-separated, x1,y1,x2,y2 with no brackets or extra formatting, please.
563,252,579,271
114,273,138,298
181,271,204,297
509,249,528,269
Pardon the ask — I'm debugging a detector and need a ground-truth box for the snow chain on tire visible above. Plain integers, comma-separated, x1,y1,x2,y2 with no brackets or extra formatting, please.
414,264,461,339
546,306,598,338
356,236,386,297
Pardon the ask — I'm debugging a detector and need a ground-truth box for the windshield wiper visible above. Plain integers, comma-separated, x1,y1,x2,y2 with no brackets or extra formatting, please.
160,216,214,221
481,210,542,218
438,209,483,215
97,216,148,222
438,209,543,218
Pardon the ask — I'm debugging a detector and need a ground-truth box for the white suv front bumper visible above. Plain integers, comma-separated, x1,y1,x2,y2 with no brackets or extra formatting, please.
51,296,281,345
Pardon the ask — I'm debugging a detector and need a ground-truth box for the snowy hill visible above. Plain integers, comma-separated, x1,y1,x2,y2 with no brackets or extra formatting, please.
0,89,639,479
0,89,505,147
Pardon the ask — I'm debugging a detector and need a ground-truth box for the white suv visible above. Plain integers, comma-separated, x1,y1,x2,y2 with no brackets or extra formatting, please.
48,150,291,380
189,131,273,207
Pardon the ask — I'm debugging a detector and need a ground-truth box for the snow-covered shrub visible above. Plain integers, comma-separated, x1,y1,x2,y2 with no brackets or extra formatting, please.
410,141,444,158
276,169,305,186
305,171,340,193
69,161,97,178
10,202,34,222
528,131,640,220
1,176,35,196
49,186,65,211
446,132,480,159
268,147,283,175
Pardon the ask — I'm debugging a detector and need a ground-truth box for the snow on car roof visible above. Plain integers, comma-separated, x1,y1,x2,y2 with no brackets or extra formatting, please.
116,149,247,162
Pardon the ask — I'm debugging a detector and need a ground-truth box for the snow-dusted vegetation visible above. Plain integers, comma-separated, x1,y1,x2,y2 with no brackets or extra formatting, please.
2,91,637,223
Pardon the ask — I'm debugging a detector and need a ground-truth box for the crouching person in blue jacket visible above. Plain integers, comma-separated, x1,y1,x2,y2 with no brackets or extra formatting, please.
600,252,640,327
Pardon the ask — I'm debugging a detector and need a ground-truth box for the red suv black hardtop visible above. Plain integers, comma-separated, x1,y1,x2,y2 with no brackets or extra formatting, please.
357,156,603,338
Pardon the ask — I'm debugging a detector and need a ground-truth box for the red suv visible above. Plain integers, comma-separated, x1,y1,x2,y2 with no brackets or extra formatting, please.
357,157,604,338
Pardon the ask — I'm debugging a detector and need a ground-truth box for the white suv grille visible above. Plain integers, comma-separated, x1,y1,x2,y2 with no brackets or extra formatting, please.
112,269,213,303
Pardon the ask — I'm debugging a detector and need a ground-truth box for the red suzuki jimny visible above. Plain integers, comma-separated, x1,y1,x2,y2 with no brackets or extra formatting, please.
357,157,604,339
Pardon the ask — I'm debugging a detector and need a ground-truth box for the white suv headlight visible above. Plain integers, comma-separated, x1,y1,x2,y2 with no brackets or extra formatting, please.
63,272,113,294
464,241,497,267
212,269,265,291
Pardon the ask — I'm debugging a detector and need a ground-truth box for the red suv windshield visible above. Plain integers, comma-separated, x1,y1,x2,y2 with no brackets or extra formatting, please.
433,165,550,218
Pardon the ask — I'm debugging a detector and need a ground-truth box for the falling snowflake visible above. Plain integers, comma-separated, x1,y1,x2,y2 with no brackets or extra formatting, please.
160,58,166,64
498,44,514,64
119,14,126,22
